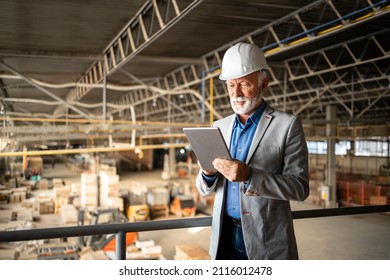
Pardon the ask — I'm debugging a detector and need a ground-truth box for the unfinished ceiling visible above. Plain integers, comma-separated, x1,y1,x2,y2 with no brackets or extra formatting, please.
0,0,389,152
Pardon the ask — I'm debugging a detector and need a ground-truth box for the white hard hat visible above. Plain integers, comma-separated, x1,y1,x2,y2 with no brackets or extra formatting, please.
219,42,269,80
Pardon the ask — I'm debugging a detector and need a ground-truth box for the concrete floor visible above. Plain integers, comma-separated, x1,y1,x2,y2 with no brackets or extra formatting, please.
2,162,389,260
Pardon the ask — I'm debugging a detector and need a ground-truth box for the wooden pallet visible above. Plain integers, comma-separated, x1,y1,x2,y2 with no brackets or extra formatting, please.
150,204,169,219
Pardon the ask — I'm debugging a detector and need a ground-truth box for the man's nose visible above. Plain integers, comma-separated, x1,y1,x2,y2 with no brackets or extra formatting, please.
230,84,242,97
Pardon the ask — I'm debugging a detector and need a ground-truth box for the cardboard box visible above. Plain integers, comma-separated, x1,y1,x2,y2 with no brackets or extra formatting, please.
174,244,210,260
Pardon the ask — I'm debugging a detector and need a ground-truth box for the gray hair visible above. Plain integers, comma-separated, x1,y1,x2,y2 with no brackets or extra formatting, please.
258,70,267,88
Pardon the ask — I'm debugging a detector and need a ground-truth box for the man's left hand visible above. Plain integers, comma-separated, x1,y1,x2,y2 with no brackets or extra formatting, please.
212,158,251,182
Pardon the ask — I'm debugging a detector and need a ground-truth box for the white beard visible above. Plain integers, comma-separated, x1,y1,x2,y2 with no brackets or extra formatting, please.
230,94,262,115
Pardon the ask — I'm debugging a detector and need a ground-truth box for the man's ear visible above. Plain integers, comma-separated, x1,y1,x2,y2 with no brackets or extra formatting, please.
262,77,269,91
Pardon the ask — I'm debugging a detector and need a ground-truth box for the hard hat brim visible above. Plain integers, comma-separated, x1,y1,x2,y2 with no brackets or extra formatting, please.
219,68,266,81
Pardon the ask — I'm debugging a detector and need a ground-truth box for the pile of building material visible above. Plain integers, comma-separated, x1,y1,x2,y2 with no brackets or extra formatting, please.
99,169,122,211
80,172,98,210
0,210,13,223
174,244,210,260
79,247,110,260
127,183,149,222
79,165,122,211
14,207,34,222
126,240,164,260
69,182,81,208
0,219,40,260
28,156,43,175
37,197,55,215
0,249,17,260
9,187,27,203
60,204,78,224
0,188,11,204
53,182,70,215
0,187,27,204
147,187,170,219
36,179,50,190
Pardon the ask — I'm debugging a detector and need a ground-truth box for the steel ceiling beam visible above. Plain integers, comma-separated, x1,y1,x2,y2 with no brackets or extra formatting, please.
356,89,390,119
0,61,92,120
61,0,203,108
113,0,389,124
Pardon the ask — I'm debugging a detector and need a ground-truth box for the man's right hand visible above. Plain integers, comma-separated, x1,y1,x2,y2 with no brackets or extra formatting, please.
202,169,217,176
198,161,218,176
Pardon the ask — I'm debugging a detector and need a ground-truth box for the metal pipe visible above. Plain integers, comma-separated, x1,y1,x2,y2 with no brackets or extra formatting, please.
0,217,213,243
139,133,187,146
291,205,390,219
209,75,214,124
102,62,107,121
0,116,203,126
0,205,388,249
0,143,189,157
0,61,92,120
0,73,220,120
129,105,137,147
116,231,126,260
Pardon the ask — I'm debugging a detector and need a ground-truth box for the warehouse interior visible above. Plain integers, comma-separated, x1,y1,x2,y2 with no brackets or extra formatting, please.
0,0,389,260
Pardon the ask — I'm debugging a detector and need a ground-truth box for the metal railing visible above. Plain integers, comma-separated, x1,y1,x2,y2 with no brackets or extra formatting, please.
0,205,389,260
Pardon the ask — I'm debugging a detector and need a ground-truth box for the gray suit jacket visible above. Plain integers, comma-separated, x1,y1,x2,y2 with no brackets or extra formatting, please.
196,103,309,260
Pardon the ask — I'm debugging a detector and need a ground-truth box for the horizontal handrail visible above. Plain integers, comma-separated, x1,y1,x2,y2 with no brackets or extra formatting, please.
0,205,389,259
0,205,388,242
291,204,390,219
0,216,212,243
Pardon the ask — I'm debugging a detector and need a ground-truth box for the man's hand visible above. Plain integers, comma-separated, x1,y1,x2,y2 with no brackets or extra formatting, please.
212,158,251,182
198,161,218,176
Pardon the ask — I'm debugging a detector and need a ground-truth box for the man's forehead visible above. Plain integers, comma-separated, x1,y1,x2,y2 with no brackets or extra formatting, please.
227,73,257,83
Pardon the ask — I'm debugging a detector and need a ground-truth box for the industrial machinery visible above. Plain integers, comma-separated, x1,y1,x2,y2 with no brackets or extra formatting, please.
127,204,150,222
37,242,79,260
170,195,196,217
77,207,137,251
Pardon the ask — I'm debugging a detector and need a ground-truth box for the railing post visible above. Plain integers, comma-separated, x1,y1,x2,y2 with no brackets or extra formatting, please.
116,231,126,260
377,185,381,205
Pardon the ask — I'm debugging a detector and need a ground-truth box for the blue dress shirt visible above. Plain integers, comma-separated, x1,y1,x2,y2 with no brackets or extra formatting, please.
202,101,267,219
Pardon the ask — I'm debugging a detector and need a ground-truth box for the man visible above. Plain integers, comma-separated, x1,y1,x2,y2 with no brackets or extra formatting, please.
196,42,309,260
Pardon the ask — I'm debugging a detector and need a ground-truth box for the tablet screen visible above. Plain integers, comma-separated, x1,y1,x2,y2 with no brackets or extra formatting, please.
183,127,231,171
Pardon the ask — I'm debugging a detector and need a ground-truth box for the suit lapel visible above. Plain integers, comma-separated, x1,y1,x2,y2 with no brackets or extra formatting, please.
217,114,235,149
246,105,274,164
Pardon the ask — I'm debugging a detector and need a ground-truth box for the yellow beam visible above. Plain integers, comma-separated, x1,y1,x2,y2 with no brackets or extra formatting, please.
209,76,214,124
138,133,187,146
0,117,206,127
0,143,189,157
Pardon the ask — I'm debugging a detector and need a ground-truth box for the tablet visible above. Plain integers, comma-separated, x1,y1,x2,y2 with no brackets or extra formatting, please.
183,127,231,171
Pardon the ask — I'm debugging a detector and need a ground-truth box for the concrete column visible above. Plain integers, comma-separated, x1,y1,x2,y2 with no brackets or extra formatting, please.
326,105,337,208
169,147,176,178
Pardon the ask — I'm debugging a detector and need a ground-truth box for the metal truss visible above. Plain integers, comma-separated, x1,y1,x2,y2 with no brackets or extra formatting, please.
269,28,390,122
62,0,203,106
104,0,390,126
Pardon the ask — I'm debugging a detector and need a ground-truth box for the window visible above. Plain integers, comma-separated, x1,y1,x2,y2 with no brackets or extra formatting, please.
336,141,351,155
355,140,389,157
307,139,389,157
307,141,327,154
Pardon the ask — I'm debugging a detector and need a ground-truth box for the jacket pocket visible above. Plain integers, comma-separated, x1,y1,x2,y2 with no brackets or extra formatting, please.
263,207,295,259
250,146,281,172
